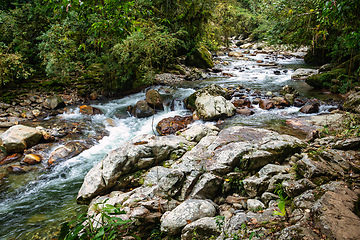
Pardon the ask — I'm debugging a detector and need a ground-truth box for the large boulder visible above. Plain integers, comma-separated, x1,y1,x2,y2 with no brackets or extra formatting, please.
173,126,304,176
131,100,154,118
194,93,236,120
160,199,216,235
343,91,360,114
77,134,191,204
185,46,214,69
156,115,193,135
291,68,318,80
0,125,42,153
184,84,231,111
146,89,164,110
48,141,89,165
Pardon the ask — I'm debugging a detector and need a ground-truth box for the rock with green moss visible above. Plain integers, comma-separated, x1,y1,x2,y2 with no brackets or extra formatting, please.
305,68,347,89
185,46,214,69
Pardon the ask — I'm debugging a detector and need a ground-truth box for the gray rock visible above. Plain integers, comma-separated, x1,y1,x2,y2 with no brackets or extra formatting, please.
132,100,154,118
160,199,217,235
343,91,360,113
77,134,191,204
0,125,42,153
48,141,88,165
291,68,318,80
174,127,304,178
195,93,236,120
189,173,224,200
261,192,279,206
247,199,265,212
276,223,321,240
184,84,230,111
144,166,184,197
181,217,221,240
243,164,292,198
43,95,65,109
283,178,316,198
296,153,338,179
180,124,219,142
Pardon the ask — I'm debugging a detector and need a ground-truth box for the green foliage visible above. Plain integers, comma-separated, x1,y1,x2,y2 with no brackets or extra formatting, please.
107,23,182,91
0,51,33,88
0,146,6,154
62,200,134,240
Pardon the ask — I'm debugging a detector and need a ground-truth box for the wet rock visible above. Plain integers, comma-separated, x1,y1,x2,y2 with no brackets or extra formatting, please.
343,91,360,114
131,100,154,118
236,107,255,116
291,68,318,80
160,199,216,235
228,52,243,58
89,91,98,100
43,95,65,109
259,99,275,110
271,97,290,108
48,141,88,165
300,99,320,113
181,217,221,240
0,125,42,153
21,154,42,165
7,165,30,174
77,134,191,204
0,153,22,166
79,105,103,115
247,199,265,212
36,126,55,142
156,115,193,135
146,89,164,110
232,98,251,108
280,85,299,97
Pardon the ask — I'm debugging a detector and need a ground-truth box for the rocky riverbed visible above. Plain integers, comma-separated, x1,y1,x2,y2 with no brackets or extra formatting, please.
1,41,360,239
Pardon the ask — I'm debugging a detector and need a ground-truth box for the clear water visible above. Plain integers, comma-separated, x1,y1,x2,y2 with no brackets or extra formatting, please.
0,50,341,239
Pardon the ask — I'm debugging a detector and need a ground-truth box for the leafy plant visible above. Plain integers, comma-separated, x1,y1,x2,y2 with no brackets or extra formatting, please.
61,200,134,240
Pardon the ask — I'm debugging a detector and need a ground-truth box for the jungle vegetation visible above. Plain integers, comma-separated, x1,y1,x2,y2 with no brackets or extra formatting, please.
0,0,359,96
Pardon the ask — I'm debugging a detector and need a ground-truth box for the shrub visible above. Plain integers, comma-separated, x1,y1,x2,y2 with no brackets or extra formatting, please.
106,23,182,91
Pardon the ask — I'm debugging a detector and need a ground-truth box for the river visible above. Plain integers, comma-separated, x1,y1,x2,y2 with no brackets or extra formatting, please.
0,49,341,239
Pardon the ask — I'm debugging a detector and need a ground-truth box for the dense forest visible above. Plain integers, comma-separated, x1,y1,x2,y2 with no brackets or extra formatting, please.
0,0,359,98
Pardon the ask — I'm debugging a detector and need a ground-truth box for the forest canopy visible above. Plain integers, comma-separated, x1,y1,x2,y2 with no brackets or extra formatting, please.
0,0,359,93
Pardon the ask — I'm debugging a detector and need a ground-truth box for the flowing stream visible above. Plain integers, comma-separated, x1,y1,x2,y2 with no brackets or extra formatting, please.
0,50,341,239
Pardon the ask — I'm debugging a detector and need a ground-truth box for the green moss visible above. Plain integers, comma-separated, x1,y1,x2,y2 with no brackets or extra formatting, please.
185,46,214,69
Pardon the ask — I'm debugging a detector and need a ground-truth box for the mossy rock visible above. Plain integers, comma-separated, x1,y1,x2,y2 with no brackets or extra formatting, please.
304,47,331,65
185,46,214,69
306,69,347,90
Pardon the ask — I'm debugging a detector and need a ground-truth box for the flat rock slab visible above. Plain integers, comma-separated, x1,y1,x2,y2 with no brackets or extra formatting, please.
285,113,344,135
173,126,304,175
